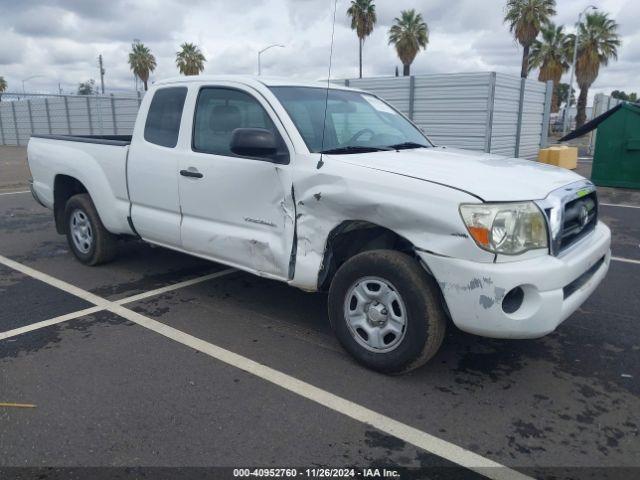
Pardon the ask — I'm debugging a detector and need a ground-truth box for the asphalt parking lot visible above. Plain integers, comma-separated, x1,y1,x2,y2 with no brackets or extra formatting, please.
1,146,639,479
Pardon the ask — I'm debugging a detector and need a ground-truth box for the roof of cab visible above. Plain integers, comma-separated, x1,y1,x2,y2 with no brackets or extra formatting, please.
153,75,361,92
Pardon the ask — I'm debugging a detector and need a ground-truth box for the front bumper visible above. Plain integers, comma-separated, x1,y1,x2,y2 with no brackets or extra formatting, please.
418,221,611,339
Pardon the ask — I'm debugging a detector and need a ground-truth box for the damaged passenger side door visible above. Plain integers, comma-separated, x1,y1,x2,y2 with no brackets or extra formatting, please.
177,85,295,279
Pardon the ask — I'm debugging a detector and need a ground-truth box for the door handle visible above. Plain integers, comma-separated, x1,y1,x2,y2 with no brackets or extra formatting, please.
180,169,203,179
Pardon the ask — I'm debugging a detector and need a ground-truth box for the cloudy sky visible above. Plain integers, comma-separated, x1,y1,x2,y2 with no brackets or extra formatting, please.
0,0,637,102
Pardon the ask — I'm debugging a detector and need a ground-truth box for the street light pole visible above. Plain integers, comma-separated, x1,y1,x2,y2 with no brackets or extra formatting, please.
563,5,597,136
21,75,46,94
257,44,285,76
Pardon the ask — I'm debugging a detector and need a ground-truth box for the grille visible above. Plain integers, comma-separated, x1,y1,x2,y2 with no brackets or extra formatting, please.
559,192,598,252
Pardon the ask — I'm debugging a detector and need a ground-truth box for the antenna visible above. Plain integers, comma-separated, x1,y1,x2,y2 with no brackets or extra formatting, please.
317,0,338,170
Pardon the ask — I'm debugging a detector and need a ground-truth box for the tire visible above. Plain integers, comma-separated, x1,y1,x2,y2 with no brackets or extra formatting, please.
64,193,117,266
328,250,446,374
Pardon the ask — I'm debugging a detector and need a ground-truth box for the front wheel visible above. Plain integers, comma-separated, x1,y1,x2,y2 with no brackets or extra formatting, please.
64,193,117,266
328,250,446,374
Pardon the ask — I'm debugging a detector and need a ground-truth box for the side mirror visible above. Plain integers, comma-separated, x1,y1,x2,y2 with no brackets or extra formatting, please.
230,128,278,158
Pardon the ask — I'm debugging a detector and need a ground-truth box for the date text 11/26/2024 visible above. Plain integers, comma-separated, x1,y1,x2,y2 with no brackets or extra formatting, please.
233,468,401,478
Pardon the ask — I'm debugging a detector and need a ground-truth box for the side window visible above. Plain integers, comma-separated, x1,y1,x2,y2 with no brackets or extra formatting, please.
193,88,286,160
144,87,188,148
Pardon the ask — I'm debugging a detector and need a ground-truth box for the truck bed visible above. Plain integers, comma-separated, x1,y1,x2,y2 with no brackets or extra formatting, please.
30,134,132,146
28,133,133,236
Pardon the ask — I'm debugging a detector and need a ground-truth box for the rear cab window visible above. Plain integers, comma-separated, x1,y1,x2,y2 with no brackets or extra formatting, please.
144,87,188,148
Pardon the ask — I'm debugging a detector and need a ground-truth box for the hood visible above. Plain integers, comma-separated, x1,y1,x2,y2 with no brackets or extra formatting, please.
334,147,584,202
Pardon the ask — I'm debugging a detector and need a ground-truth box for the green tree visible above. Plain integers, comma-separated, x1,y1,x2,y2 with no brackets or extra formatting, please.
176,43,206,76
556,83,575,107
611,89,627,100
347,0,377,79
528,22,571,112
388,9,428,77
0,76,7,102
611,90,638,102
573,11,621,127
128,41,157,91
77,79,96,95
504,0,556,78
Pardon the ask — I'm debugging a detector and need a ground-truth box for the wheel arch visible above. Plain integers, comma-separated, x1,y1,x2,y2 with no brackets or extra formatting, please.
53,174,88,234
317,220,419,291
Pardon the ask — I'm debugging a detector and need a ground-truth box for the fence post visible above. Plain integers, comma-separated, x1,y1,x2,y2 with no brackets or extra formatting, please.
408,75,416,121
27,99,35,139
514,77,526,158
0,104,5,145
86,96,94,135
97,96,104,134
11,101,20,146
484,72,497,153
44,98,52,134
110,94,117,135
540,80,553,149
64,96,72,134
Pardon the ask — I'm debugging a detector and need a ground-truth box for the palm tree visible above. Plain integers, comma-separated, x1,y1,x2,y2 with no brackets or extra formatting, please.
128,41,157,91
0,76,7,102
504,0,556,78
388,9,428,76
574,11,620,127
528,22,570,112
347,0,377,79
176,43,206,76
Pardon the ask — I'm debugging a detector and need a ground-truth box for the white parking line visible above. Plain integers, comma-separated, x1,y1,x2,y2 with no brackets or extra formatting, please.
114,268,236,305
0,306,104,341
0,254,110,306
612,256,640,265
0,253,532,480
0,190,30,196
600,202,640,210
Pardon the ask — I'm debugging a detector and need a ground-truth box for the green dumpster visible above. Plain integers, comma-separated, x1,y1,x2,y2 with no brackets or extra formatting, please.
592,103,640,189
561,102,640,189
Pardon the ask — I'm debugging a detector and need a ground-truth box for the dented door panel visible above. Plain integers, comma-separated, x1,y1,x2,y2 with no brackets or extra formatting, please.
178,155,295,280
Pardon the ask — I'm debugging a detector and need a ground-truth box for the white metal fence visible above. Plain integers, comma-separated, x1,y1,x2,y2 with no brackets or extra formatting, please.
0,93,143,146
1,75,552,159
337,72,553,159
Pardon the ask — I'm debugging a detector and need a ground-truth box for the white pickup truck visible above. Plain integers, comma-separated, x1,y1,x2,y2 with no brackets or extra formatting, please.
28,75,611,373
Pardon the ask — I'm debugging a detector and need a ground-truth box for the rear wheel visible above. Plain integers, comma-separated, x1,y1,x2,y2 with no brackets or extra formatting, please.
328,250,446,374
64,193,117,265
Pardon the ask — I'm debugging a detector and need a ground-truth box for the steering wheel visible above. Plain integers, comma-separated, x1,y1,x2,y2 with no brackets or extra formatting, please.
347,128,375,145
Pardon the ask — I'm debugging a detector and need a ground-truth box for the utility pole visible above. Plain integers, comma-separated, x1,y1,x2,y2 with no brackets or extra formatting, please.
98,55,105,94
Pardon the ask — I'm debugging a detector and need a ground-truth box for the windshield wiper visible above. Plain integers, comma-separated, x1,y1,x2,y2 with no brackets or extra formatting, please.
386,142,429,150
319,146,392,155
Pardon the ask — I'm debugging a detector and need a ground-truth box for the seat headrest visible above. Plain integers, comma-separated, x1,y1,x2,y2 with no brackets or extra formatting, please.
209,105,242,133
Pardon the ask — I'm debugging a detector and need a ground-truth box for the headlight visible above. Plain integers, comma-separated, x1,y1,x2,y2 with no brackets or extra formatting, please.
459,202,548,255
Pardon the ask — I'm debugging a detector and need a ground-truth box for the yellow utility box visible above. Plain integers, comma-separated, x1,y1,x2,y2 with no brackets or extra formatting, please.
538,148,551,164
538,146,578,169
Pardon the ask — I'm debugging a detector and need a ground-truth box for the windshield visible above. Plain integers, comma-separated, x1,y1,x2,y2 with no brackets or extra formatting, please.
269,86,432,154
